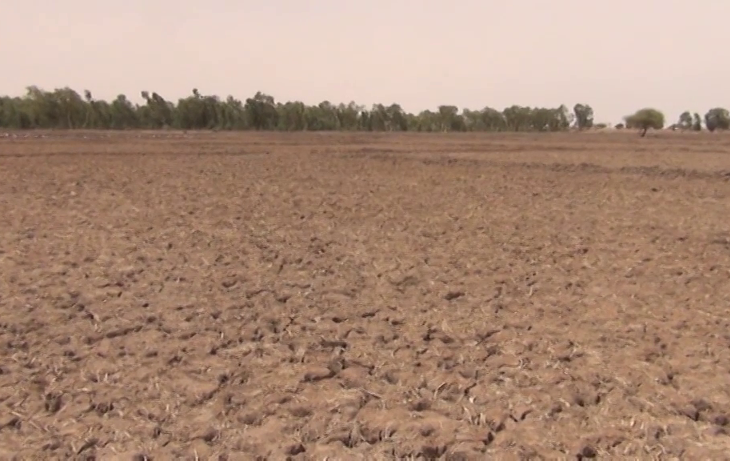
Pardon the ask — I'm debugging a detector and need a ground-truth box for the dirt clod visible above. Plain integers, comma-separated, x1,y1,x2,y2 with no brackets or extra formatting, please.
712,414,729,426
444,291,465,301
576,444,597,459
286,443,306,455
302,367,335,382
44,393,63,414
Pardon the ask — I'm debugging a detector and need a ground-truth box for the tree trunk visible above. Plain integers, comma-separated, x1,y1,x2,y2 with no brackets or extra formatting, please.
640,127,648,137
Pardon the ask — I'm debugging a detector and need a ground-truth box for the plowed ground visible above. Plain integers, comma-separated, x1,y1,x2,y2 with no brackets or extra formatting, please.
2,131,730,459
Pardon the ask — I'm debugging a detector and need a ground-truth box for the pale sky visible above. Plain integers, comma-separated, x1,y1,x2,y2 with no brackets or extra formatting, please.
1,0,727,124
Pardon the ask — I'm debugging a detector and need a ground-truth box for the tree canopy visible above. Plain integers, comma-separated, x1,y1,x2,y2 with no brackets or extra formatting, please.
704,108,730,132
0,86,579,132
573,104,594,130
624,108,665,137
0,86,727,135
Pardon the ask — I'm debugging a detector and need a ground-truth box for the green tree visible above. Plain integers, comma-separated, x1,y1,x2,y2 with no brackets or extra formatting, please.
704,108,730,132
277,101,307,131
336,102,362,131
502,105,530,131
385,104,408,131
110,94,139,129
692,113,702,131
437,105,461,132
573,103,594,130
368,104,389,131
624,108,665,137
139,91,174,128
0,85,599,133
677,111,693,130
481,107,506,131
245,92,278,130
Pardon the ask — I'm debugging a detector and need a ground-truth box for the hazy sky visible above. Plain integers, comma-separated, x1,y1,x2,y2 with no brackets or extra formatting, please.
2,0,727,123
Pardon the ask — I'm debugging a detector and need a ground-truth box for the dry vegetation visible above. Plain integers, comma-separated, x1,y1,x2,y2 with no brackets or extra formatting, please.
2,131,730,459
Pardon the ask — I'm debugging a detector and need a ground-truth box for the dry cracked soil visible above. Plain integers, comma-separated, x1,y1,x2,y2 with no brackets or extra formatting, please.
2,130,730,459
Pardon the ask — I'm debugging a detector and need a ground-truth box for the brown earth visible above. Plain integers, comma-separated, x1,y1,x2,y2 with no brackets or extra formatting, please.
2,130,730,459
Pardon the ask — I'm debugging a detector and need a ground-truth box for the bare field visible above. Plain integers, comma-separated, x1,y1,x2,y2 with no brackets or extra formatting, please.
2,131,730,459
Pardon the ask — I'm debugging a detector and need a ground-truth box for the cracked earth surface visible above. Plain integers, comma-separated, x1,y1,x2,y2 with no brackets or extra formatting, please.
2,131,730,459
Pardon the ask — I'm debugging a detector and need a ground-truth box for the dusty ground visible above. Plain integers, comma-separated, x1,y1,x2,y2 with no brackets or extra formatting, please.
2,131,730,459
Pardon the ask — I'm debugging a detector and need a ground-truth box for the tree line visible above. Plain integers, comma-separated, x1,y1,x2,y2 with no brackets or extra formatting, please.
0,86,728,134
